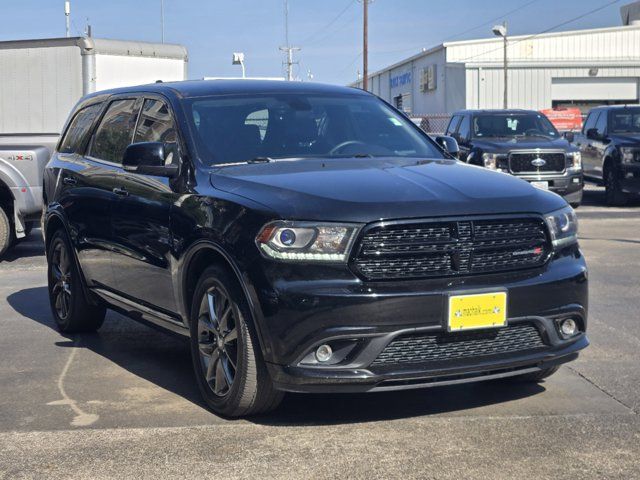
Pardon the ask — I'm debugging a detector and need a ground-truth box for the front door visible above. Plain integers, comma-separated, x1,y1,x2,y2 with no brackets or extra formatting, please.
110,97,180,314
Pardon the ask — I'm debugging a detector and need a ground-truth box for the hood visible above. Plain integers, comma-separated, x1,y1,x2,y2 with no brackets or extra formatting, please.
472,136,574,153
609,133,640,146
209,157,566,223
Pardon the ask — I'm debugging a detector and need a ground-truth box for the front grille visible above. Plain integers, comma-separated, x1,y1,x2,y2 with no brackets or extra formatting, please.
509,152,566,173
371,323,546,367
353,217,549,281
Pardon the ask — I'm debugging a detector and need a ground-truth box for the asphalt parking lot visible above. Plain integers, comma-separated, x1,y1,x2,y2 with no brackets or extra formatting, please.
0,184,639,480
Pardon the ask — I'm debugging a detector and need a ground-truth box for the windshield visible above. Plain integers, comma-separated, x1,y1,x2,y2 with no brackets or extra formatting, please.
185,93,443,165
609,108,640,134
472,113,559,139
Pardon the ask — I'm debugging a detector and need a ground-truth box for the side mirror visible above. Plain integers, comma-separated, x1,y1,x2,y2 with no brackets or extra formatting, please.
435,135,460,159
563,131,575,143
586,128,599,140
122,142,178,178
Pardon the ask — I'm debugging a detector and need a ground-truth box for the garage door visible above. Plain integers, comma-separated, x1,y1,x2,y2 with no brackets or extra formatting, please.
552,77,639,102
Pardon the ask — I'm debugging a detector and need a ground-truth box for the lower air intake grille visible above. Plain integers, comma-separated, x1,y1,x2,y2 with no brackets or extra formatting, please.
371,323,546,367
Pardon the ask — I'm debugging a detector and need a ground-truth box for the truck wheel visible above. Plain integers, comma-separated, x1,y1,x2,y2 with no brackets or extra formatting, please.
0,206,15,258
47,229,106,333
605,167,628,206
508,366,559,383
190,265,283,417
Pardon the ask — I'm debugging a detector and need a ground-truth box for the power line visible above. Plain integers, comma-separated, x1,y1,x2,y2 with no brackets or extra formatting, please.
459,0,624,63
299,0,356,45
442,0,542,41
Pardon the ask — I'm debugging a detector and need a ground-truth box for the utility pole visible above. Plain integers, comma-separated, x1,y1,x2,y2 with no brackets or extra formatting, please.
64,1,71,38
160,0,165,43
492,21,508,109
279,0,300,81
358,0,373,90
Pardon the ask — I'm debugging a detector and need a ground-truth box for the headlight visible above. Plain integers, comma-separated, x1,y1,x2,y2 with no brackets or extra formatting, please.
544,205,578,249
256,221,360,262
620,147,638,164
567,151,582,169
482,153,499,170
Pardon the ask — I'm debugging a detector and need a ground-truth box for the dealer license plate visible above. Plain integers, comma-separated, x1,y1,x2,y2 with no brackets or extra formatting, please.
530,181,549,190
448,292,507,332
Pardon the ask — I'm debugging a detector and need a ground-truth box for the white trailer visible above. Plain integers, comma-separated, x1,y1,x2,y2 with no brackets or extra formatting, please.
0,36,188,257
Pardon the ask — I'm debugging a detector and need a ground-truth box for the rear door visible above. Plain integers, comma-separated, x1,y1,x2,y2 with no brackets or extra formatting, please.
54,101,120,288
109,96,180,314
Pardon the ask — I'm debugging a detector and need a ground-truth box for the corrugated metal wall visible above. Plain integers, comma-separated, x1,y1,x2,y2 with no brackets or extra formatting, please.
0,46,82,134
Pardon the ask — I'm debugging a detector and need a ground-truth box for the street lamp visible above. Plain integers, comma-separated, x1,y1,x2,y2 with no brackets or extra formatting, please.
232,52,246,78
492,22,507,109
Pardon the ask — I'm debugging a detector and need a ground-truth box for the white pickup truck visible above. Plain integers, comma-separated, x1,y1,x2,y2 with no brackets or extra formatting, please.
0,36,187,256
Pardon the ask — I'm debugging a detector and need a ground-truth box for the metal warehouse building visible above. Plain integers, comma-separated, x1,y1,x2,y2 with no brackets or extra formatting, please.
353,19,640,116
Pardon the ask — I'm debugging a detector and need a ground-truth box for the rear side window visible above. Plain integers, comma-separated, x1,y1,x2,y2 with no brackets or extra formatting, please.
59,104,103,154
582,112,599,134
90,99,141,163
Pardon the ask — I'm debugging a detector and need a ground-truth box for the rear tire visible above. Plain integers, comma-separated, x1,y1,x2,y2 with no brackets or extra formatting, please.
189,264,283,417
508,366,559,383
47,229,106,333
605,166,628,206
0,206,15,258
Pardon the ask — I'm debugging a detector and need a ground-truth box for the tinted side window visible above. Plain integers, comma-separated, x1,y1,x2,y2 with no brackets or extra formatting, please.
134,99,177,144
90,99,140,163
457,115,471,140
595,112,608,136
59,104,103,154
582,111,599,134
446,115,461,135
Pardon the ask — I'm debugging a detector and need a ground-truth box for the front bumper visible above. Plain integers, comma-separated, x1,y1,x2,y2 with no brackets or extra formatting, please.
252,247,589,393
514,169,583,202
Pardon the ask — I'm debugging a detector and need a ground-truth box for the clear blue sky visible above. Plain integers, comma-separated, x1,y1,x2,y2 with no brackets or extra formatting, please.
2,0,624,84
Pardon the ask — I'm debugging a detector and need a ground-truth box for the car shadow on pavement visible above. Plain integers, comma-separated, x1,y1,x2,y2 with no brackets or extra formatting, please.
8,286,546,425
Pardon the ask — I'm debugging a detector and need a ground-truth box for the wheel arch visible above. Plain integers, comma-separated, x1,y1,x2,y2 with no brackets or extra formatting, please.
179,240,271,357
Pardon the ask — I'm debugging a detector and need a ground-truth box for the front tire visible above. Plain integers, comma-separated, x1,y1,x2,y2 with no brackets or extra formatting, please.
605,166,628,206
189,265,283,417
47,229,106,333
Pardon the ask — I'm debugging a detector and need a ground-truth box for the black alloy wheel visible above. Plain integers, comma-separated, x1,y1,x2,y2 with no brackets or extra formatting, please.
46,229,105,333
197,285,239,397
189,265,283,417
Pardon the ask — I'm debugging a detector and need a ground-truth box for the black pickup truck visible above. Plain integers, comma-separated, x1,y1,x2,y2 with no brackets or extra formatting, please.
446,110,583,207
571,105,640,206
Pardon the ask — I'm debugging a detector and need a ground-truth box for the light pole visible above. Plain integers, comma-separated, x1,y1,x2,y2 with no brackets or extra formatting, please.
359,0,373,91
232,52,246,78
64,1,71,38
160,0,165,43
492,22,508,109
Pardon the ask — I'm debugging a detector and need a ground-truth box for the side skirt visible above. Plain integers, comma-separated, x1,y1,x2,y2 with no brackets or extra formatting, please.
93,287,190,337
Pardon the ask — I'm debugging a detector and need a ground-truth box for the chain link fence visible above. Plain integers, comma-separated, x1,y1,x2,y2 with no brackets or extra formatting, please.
410,114,452,135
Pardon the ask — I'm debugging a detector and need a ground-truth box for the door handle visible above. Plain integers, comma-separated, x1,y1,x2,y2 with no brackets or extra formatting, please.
62,177,77,186
112,187,129,197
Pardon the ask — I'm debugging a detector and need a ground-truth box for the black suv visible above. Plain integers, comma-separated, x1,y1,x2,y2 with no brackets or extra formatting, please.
572,105,640,206
43,81,588,417
446,110,583,207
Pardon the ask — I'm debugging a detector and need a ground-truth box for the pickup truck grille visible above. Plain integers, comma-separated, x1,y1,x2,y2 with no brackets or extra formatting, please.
352,217,549,281
509,152,566,173
371,323,546,367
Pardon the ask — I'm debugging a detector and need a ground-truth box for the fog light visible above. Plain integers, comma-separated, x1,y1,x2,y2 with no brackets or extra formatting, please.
315,344,333,362
561,318,578,337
